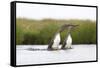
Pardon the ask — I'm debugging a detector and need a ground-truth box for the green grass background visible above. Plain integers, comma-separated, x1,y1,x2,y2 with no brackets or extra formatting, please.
16,18,96,45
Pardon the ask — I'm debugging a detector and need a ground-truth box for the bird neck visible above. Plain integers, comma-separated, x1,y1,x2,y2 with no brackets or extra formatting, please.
67,30,71,35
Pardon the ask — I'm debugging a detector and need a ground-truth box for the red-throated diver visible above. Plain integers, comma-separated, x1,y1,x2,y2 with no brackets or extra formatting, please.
48,24,78,50
50,32,60,50
48,25,66,50
61,24,78,49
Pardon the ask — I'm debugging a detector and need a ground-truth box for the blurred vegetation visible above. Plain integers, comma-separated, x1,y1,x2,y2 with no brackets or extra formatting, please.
16,18,96,45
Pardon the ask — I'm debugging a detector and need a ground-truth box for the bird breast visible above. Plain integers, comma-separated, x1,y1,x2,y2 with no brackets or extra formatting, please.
54,33,60,43
66,34,72,44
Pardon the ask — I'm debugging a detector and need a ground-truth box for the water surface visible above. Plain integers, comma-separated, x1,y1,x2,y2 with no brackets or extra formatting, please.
17,45,96,65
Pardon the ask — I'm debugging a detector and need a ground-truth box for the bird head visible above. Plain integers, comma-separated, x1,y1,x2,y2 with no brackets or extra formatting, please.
59,24,79,32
